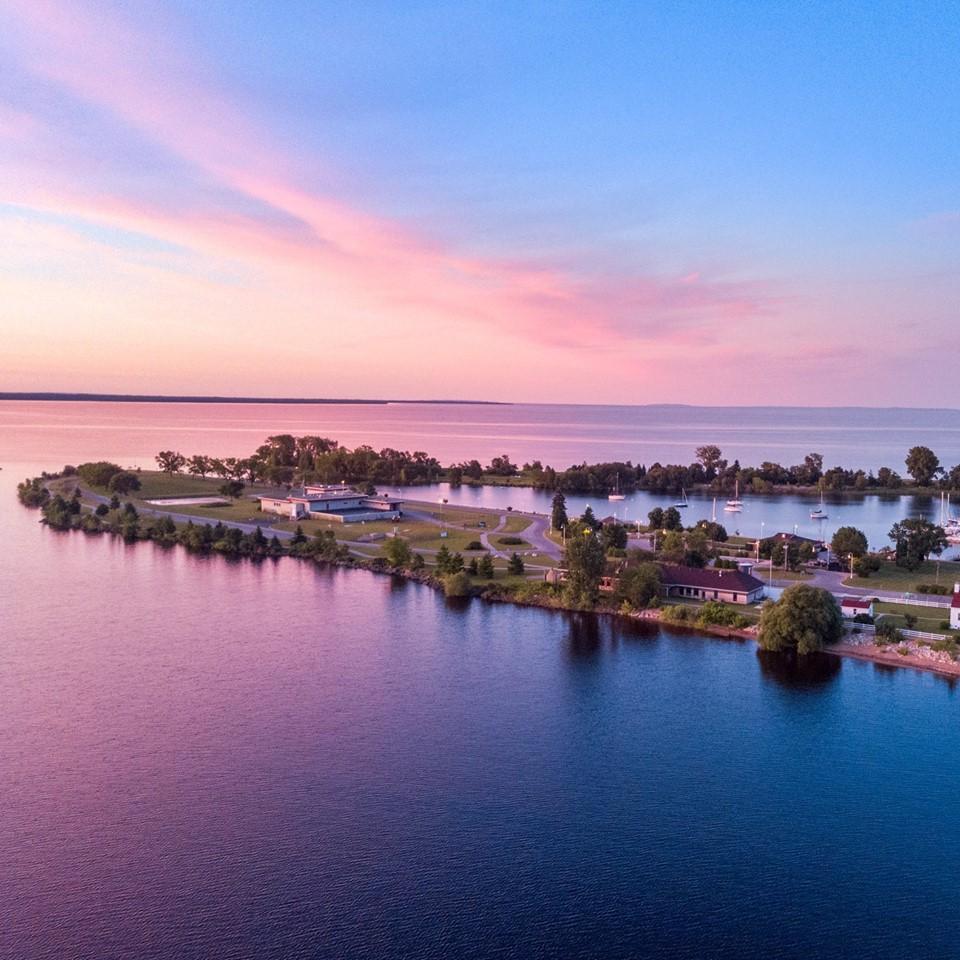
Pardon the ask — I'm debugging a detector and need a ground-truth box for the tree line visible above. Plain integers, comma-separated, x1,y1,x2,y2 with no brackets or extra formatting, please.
142,437,960,496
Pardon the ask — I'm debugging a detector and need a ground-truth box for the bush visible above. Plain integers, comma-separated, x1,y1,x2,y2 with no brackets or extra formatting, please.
697,601,749,629
94,503,110,517
852,613,874,624
916,583,951,595
661,605,696,625
443,571,471,597
497,536,525,546
874,619,903,645
465,540,484,551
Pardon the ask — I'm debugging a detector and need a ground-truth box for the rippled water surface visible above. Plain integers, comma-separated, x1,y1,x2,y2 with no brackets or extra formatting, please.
4,404,960,958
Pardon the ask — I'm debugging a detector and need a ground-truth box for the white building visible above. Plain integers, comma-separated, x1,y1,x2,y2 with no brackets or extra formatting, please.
840,596,874,619
259,484,403,523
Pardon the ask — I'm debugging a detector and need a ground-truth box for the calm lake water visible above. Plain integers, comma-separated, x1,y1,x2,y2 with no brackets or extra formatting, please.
4,403,960,958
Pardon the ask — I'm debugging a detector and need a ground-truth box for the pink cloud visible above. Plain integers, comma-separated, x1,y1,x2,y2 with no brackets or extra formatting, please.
0,0,779,361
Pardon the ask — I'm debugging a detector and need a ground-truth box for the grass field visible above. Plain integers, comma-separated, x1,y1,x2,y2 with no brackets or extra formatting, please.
874,601,955,636
844,559,960,593
404,500,502,530
500,515,533,534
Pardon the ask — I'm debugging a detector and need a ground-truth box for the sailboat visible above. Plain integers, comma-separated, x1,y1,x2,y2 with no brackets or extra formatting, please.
810,488,828,520
724,479,743,513
674,486,689,508
608,472,625,501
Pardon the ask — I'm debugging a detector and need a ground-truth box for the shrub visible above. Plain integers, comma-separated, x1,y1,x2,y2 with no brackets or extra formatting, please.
874,619,903,645
465,540,484,551
852,613,874,624
916,583,951,595
443,571,471,597
661,605,696,625
497,536,525,546
697,601,749,629
94,503,110,517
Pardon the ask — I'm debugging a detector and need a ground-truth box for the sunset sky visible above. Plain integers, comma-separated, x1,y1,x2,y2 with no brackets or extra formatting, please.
1,0,958,405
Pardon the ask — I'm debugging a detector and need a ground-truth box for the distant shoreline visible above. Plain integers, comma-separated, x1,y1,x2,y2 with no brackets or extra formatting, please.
0,392,508,406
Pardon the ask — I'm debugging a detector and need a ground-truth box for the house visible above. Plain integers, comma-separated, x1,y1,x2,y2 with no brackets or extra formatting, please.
660,564,765,604
840,596,874,619
952,584,960,631
259,484,403,523
764,532,822,548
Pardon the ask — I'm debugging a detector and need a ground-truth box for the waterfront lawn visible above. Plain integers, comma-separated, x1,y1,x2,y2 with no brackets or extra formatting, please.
501,515,533,534
844,559,960,594
404,500,502,529
874,601,955,637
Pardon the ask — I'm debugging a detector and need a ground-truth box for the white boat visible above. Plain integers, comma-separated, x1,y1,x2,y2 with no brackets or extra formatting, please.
810,489,828,520
724,479,743,513
608,472,625,501
674,486,689,508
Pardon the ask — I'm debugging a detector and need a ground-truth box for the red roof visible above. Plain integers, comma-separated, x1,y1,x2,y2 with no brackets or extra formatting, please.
660,564,764,593
841,597,873,609
952,593,960,608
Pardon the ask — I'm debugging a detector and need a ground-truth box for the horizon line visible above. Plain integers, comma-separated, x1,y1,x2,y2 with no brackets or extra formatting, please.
2,392,960,414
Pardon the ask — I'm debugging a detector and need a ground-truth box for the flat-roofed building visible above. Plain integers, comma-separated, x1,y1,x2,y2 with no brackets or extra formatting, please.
259,485,403,522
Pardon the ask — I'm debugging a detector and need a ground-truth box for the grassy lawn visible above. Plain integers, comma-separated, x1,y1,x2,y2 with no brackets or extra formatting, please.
501,515,533,534
844,559,960,593
874,601,955,637
404,500,502,529
135,497,269,523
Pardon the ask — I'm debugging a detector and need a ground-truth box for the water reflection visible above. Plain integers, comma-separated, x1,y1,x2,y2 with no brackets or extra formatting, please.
564,611,602,659
756,648,842,688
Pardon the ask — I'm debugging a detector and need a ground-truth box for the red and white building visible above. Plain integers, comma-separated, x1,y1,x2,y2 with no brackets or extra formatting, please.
951,584,960,631
840,596,874,619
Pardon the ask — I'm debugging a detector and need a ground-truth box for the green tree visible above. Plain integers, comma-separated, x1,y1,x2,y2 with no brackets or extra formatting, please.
551,491,568,531
905,446,940,487
219,480,245,499
831,526,868,561
602,522,628,550
187,455,212,479
662,507,683,531
383,536,413,569
507,552,525,575
615,562,662,608
889,518,948,570
580,505,600,531
660,530,686,563
477,553,495,578
647,507,664,530
77,461,124,488
155,451,186,475
291,524,307,545
108,471,141,495
435,544,454,573
563,521,607,604
695,444,724,475
758,584,843,654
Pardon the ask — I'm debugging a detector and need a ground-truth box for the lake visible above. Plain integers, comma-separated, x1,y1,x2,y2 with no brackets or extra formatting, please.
4,402,960,958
